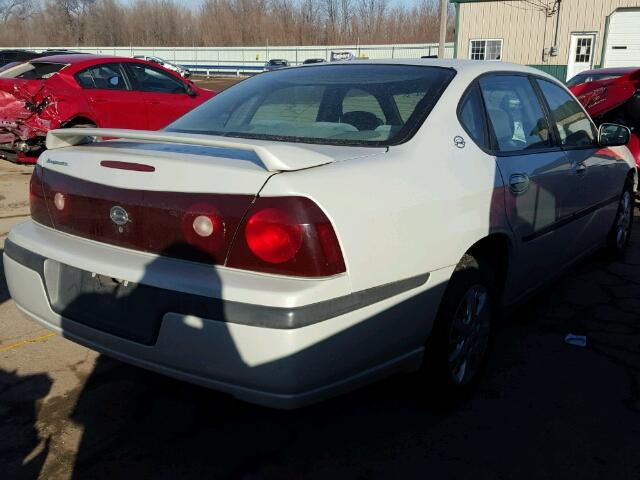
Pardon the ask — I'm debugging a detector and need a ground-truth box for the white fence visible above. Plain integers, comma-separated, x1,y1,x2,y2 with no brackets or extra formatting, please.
10,43,455,74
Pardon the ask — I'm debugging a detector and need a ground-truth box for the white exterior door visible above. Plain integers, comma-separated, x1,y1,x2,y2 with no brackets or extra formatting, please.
603,9,640,68
567,33,596,81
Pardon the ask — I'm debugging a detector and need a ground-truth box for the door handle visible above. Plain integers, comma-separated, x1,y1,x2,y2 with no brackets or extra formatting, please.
574,161,587,174
89,97,107,103
509,173,530,195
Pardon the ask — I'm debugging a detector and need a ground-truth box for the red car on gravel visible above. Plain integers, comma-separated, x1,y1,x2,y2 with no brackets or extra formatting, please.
568,67,640,168
0,54,215,164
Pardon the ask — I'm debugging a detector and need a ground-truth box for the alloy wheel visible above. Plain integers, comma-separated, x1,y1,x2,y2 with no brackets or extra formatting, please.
616,191,632,249
447,284,491,386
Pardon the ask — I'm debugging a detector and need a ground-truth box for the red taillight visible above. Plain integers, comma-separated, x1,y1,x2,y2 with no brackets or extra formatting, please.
227,197,346,277
245,208,303,263
29,165,52,227
34,169,345,277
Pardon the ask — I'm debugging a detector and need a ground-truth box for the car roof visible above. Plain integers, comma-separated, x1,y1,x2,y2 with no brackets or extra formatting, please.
27,54,160,69
1,49,38,54
573,66,640,76
29,53,113,63
301,58,558,80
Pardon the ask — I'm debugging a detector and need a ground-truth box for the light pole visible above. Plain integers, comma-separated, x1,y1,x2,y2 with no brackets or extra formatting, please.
438,0,448,59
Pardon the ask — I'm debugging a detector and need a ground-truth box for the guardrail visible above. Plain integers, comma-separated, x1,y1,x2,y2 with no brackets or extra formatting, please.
7,43,455,75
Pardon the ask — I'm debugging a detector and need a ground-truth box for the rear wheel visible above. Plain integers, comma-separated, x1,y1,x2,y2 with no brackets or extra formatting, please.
606,180,634,257
422,254,495,402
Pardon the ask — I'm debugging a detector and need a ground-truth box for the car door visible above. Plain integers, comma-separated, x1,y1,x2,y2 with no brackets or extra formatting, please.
125,62,195,130
478,74,576,299
75,62,149,129
535,77,629,251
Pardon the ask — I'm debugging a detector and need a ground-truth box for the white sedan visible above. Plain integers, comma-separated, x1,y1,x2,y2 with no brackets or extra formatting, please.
133,55,191,77
3,60,636,408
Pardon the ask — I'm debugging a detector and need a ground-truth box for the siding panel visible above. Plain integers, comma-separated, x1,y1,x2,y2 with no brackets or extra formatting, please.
456,0,640,67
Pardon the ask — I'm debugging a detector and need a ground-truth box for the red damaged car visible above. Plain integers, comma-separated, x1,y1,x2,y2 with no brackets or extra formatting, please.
0,54,215,163
568,67,640,167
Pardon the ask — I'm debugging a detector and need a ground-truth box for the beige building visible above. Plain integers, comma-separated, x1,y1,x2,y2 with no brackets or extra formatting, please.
452,0,640,81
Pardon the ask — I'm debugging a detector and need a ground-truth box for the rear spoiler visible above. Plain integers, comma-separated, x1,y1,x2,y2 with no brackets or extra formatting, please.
45,128,334,172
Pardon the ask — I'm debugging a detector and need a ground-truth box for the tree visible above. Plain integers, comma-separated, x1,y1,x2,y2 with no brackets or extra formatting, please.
0,0,33,22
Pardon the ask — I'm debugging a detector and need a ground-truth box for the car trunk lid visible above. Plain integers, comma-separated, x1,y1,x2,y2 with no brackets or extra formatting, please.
32,131,384,266
45,128,385,172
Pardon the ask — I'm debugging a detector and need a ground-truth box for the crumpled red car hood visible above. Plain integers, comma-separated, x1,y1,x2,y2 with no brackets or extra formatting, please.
0,78,46,120
569,79,637,118
0,77,70,144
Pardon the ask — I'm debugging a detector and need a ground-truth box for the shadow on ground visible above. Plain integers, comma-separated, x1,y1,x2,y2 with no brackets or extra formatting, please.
53,215,640,479
1,248,53,479
0,369,51,479
4,215,640,479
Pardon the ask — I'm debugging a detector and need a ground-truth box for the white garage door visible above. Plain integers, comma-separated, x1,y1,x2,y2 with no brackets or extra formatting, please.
603,9,640,68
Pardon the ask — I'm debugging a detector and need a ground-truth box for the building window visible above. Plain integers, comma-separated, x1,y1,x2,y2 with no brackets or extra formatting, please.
574,37,592,63
469,39,502,61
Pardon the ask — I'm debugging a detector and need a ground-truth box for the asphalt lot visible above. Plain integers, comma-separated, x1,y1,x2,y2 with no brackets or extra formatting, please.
191,75,246,92
2,133,640,477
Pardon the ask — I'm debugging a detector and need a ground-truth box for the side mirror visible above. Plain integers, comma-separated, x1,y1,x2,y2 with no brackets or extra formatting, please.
599,123,630,147
184,82,197,97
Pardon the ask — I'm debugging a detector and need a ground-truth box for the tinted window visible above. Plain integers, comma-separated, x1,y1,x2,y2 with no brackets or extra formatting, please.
342,88,385,128
459,85,487,148
536,79,597,148
393,91,428,123
0,62,66,80
252,85,322,124
0,62,20,73
479,75,552,153
128,63,185,93
167,64,454,146
75,63,128,90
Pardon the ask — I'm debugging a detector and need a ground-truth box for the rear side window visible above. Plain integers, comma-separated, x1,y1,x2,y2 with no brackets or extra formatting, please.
536,79,597,148
0,62,66,80
479,75,552,153
76,63,129,90
459,85,487,148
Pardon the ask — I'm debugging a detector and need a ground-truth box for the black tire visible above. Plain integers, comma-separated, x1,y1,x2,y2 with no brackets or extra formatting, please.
605,179,634,258
421,254,495,403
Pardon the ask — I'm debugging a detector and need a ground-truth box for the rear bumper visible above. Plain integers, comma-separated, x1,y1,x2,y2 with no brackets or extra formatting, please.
4,221,450,408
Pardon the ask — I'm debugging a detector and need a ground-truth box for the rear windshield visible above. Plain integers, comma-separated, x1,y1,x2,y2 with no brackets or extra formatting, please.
0,61,20,73
166,64,455,146
567,73,623,87
0,61,66,80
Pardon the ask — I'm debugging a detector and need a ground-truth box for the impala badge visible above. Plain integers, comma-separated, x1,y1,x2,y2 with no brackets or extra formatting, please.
110,206,129,227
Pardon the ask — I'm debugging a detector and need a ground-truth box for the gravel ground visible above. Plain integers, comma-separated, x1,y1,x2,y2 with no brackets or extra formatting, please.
190,75,246,92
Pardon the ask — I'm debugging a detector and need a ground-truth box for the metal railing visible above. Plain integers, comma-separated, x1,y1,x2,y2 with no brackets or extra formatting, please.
8,43,455,75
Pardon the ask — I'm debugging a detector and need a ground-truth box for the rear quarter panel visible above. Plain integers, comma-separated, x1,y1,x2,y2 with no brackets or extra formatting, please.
260,73,510,294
